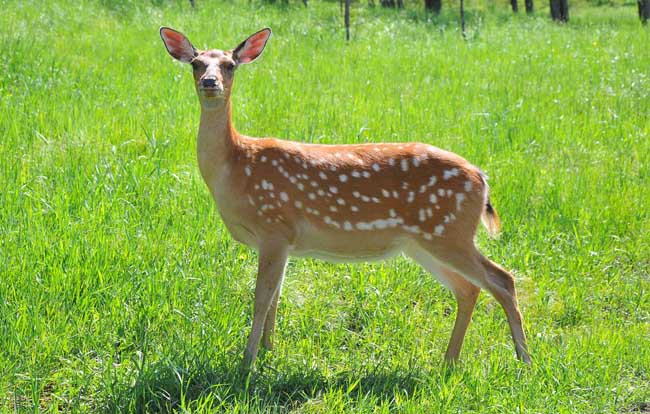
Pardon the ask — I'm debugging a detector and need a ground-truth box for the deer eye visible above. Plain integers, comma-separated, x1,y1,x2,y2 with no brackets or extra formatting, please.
222,62,235,71
191,60,203,70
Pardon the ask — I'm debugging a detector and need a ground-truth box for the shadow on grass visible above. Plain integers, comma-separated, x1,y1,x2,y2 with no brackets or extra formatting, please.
103,355,437,413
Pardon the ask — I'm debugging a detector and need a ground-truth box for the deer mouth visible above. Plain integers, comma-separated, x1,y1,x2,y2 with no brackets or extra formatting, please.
200,87,224,98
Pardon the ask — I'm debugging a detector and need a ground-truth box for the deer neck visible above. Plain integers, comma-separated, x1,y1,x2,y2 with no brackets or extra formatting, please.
196,98,240,183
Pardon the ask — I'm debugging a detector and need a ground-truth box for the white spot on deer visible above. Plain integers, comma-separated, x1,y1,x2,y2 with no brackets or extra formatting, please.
426,207,433,218
401,159,409,172
455,193,465,211
423,233,433,240
434,225,445,236
464,180,473,192
388,158,395,166
261,180,270,190
329,186,338,194
351,170,360,178
372,163,381,172
300,174,309,180
268,192,275,199
347,153,355,160
389,209,396,218
343,221,353,231
310,181,318,188
289,176,297,184
362,171,371,178
244,166,252,176
247,195,255,206
339,174,348,183
319,172,327,180
308,193,316,200
284,153,290,160
429,194,438,204
418,209,426,222
361,195,371,202
260,156,267,162
446,189,454,197
371,197,380,203
356,222,371,231
428,176,438,187
280,192,289,202
294,200,303,209
419,185,427,193
443,168,460,180
401,182,409,190
438,188,445,197
403,225,421,234
330,165,337,172
272,160,278,167
407,192,415,203
350,205,359,212
352,191,361,198
329,205,338,212
412,157,421,167
381,189,390,198
392,190,399,199
317,189,325,196
297,183,305,191
337,198,346,205
254,184,260,190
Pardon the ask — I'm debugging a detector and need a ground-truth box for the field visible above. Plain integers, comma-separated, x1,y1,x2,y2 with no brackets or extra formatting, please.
1,0,649,412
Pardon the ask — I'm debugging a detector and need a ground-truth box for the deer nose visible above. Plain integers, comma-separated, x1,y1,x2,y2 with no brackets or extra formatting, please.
201,77,217,88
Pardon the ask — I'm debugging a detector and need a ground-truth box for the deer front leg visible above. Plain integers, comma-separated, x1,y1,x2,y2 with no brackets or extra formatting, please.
242,240,289,371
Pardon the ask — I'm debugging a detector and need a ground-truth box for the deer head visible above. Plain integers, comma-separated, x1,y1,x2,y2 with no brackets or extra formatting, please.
160,27,271,108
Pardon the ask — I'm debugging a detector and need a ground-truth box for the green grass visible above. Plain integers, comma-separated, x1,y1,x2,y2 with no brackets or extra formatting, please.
1,0,649,412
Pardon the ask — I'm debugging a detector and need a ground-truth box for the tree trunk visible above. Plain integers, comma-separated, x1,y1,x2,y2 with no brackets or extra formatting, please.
397,0,404,8
640,0,650,23
550,0,568,21
460,0,466,38
424,0,442,13
381,0,396,7
525,0,533,13
345,0,351,40
511,0,519,12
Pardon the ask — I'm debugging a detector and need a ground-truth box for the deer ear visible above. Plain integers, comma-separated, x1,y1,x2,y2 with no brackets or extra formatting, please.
233,28,272,65
160,27,197,63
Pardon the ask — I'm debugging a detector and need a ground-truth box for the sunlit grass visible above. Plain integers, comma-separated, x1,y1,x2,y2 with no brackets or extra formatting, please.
1,0,649,412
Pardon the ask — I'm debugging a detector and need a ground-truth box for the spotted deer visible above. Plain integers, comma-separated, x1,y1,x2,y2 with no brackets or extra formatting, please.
160,27,531,369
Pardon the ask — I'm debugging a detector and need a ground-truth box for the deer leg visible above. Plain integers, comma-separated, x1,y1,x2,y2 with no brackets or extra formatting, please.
478,255,531,364
242,240,289,371
406,245,481,364
262,289,280,350
426,243,531,364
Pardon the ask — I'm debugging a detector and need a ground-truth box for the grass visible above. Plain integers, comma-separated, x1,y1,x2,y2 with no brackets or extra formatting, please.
1,0,649,412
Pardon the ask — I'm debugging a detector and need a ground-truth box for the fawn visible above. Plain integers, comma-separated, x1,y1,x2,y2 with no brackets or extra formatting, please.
159,27,531,369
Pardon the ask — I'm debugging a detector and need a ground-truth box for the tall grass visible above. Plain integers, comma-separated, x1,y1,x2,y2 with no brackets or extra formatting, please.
1,0,649,412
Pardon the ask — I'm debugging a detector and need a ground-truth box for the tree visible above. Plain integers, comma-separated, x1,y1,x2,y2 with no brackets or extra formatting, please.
525,0,534,13
424,0,442,13
550,0,568,21
640,0,650,23
511,0,519,12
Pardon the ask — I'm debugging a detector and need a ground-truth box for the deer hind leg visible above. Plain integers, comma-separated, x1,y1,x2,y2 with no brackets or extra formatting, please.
478,255,531,364
262,288,280,350
405,245,480,364
424,242,531,364
242,240,289,370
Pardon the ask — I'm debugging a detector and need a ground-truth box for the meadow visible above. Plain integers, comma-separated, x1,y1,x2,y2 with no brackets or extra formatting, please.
1,0,649,412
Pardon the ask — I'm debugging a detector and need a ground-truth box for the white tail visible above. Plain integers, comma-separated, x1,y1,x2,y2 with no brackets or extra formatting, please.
160,27,530,369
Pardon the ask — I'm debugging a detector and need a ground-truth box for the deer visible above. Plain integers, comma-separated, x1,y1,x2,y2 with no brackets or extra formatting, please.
159,26,531,370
